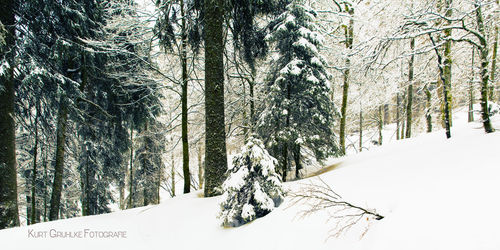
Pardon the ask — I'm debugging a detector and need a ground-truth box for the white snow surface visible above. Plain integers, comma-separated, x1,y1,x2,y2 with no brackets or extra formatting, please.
1,107,500,250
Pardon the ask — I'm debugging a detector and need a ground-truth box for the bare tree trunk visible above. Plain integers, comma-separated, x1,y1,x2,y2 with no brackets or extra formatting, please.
469,47,475,122
396,93,400,140
171,152,175,197
429,35,452,138
119,164,125,209
128,121,134,208
282,78,292,182
43,146,48,222
339,6,354,155
198,143,203,190
383,104,390,125
249,67,256,131
490,26,497,101
406,38,415,139
359,105,363,152
400,91,406,139
443,0,453,127
180,0,190,194
31,107,39,224
242,76,248,141
204,0,228,197
49,98,69,221
282,144,288,182
474,3,494,133
425,86,433,132
293,144,301,180
378,105,383,145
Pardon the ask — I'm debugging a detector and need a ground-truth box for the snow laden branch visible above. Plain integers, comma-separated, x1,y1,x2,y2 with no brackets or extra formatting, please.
289,177,383,237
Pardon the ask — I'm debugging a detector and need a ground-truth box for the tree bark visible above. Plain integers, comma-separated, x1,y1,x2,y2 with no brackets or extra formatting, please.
282,144,288,182
490,26,497,101
293,144,301,180
31,108,39,224
204,0,228,197
198,143,203,190
396,93,400,140
474,3,494,133
383,104,389,125
469,47,475,122
429,35,452,138
406,38,415,139
249,67,256,131
443,0,453,127
171,151,175,197
425,86,433,132
128,120,134,208
43,146,48,222
378,105,383,145
339,6,354,155
49,97,69,221
180,0,190,194
359,106,362,152
0,0,20,229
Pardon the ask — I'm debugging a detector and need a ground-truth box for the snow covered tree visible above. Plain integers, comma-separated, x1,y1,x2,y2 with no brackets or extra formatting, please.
133,119,166,206
218,137,283,227
257,0,338,181
78,0,164,212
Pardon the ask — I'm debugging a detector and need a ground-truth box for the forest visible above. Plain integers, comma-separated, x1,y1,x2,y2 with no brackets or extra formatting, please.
0,0,498,241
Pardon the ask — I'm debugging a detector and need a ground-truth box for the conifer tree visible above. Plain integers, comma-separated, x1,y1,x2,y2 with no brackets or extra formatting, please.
258,0,337,181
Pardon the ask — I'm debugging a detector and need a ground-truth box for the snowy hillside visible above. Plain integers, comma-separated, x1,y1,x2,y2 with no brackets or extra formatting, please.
1,108,499,250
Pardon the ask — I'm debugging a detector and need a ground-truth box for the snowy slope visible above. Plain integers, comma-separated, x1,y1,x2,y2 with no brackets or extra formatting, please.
1,107,499,250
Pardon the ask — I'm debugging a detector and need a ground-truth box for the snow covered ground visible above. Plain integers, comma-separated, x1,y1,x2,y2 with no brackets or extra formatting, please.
1,106,499,250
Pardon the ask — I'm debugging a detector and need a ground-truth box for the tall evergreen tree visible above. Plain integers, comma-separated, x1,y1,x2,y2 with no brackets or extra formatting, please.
77,0,163,213
258,0,337,181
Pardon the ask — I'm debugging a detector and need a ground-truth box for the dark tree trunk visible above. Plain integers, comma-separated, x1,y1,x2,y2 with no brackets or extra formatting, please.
119,165,125,209
128,120,134,208
425,86,433,132
204,0,228,197
443,0,453,127
249,67,256,130
180,0,190,194
0,0,20,229
31,108,39,224
293,144,301,180
43,146,48,222
143,189,149,206
49,98,69,221
282,144,288,182
282,76,292,182
406,38,415,139
198,143,203,190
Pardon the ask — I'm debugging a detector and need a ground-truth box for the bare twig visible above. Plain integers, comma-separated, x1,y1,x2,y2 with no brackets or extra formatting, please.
289,176,383,237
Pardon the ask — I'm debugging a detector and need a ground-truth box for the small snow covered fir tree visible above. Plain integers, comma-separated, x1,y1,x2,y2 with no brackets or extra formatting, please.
257,0,337,181
218,137,284,227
